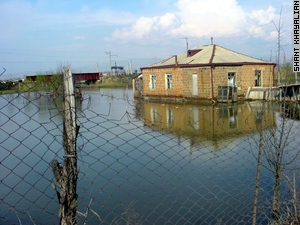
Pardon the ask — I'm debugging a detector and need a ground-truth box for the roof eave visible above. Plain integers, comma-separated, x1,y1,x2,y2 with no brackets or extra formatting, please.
141,62,277,70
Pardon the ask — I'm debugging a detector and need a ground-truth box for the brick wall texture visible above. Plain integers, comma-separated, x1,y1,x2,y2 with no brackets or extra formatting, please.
142,64,274,99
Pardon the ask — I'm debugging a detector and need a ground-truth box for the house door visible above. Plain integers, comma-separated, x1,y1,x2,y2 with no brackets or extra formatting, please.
192,74,198,96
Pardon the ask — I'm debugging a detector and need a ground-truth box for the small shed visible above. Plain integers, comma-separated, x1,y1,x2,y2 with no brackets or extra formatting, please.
132,74,143,98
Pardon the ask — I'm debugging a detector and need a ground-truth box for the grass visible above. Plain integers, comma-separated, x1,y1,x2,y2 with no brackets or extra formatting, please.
0,82,33,94
0,80,63,95
0,75,135,95
84,75,134,88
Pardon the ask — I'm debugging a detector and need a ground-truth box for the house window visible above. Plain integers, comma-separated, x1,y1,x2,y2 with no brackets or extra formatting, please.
228,72,236,87
150,74,156,89
255,70,261,86
166,74,172,90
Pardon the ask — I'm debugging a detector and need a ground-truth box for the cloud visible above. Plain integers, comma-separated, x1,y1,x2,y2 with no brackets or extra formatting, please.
246,6,277,40
248,6,277,25
173,0,246,36
107,0,280,43
73,36,86,40
108,13,180,43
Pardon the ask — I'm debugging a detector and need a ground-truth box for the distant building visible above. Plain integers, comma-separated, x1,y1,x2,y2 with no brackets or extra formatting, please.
26,72,101,83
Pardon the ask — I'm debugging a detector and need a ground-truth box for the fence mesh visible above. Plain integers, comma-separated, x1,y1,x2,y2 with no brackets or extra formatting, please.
1,75,300,224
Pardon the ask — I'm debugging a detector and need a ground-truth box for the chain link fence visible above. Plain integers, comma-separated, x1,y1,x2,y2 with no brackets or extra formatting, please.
1,70,300,224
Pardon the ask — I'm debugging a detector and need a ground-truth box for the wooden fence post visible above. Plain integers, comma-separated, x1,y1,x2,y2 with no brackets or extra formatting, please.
51,67,79,225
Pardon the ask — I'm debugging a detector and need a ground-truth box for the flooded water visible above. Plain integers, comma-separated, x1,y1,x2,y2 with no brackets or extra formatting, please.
1,88,300,224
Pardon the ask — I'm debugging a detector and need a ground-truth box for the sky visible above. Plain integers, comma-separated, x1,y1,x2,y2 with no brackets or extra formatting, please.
0,0,293,79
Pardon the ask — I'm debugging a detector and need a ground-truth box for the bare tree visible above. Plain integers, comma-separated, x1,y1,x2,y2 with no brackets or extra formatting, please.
252,101,266,225
249,100,300,224
273,6,284,85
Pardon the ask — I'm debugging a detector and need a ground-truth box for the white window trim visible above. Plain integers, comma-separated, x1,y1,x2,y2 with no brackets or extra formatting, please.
255,70,262,87
165,74,172,90
149,74,156,90
228,72,236,87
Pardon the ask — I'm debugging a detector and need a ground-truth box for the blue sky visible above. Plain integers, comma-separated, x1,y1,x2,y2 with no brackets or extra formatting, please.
0,0,293,79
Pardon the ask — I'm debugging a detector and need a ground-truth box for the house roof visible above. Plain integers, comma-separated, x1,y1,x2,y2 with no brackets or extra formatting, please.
144,45,275,69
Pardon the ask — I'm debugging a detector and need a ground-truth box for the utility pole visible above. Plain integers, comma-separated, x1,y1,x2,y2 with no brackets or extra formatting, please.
105,52,118,76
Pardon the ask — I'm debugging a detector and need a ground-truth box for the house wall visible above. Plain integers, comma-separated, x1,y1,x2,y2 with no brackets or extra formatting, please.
240,64,274,94
211,66,242,94
142,67,183,98
181,67,211,99
211,64,274,97
141,64,274,100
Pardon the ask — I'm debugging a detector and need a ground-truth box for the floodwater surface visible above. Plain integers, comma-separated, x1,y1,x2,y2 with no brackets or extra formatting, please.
0,88,299,224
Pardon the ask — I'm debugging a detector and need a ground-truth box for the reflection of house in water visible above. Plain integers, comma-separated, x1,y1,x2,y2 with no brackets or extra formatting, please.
134,101,276,150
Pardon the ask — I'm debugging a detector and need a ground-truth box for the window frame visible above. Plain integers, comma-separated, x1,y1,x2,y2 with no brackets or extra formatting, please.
150,74,156,90
255,70,261,87
166,74,172,90
228,72,236,87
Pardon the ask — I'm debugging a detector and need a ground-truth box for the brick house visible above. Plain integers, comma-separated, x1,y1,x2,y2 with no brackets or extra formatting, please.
138,44,276,101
